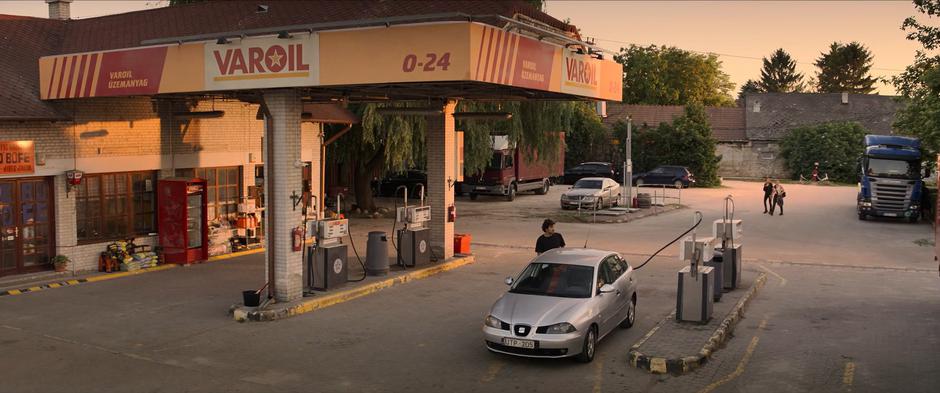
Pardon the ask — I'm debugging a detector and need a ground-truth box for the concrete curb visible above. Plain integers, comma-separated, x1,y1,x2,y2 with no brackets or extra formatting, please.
231,255,475,322
0,248,264,297
628,273,768,375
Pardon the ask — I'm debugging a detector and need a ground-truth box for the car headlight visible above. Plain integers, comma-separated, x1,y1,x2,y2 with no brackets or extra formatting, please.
860,201,872,207
911,204,920,210
542,322,577,334
484,315,507,330
581,196,595,201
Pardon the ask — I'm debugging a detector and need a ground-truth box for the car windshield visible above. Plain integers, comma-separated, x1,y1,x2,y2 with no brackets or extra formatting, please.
510,263,594,299
866,158,918,179
574,179,603,189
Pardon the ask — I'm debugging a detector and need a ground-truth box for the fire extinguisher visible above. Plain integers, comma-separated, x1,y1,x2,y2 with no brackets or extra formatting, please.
448,204,457,222
292,227,304,252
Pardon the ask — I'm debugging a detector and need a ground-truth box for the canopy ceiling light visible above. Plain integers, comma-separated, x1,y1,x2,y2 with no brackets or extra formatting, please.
452,112,513,120
277,31,292,39
375,107,443,116
216,37,231,45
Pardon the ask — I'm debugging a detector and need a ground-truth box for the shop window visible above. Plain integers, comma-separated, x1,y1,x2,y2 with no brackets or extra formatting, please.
76,171,157,242
176,167,241,221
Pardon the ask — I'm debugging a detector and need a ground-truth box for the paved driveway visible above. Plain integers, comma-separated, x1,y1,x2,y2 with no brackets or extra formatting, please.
1,181,937,392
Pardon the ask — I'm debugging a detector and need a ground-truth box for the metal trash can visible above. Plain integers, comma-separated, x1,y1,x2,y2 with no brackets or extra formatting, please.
704,255,724,301
366,231,389,276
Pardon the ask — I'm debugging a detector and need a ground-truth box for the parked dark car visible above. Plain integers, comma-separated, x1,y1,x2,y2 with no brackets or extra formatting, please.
372,170,426,198
633,166,694,188
563,162,617,184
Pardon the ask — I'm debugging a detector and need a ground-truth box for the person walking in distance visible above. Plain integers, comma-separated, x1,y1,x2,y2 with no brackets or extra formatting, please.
535,219,566,254
772,181,786,216
762,177,774,214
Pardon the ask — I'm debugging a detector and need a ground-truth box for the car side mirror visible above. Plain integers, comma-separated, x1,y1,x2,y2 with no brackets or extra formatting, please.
505,277,514,286
599,284,615,294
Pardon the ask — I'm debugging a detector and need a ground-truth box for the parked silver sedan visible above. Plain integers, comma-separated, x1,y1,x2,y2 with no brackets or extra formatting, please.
483,248,637,362
560,177,622,210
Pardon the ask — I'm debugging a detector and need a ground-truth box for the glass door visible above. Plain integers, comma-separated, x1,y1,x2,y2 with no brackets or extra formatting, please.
0,182,16,274
0,178,55,276
186,193,203,249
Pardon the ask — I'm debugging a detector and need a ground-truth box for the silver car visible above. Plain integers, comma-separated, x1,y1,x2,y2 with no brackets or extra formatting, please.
560,177,622,210
483,248,637,362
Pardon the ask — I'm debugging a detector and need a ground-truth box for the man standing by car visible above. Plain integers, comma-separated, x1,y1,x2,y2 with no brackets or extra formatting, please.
535,219,566,254
762,177,774,214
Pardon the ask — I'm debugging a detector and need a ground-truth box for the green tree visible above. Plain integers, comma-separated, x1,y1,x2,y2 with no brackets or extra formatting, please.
758,48,804,92
737,79,763,102
333,101,574,211
814,42,879,93
895,0,940,158
615,45,736,107
614,105,722,186
780,121,868,183
563,102,610,169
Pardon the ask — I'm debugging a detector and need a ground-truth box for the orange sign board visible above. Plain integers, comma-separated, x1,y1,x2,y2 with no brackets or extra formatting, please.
39,22,622,102
0,141,35,175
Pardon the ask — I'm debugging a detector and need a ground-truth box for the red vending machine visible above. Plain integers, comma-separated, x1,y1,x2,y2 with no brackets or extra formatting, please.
158,178,209,264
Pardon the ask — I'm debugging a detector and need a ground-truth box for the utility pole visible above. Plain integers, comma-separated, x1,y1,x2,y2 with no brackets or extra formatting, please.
624,117,633,207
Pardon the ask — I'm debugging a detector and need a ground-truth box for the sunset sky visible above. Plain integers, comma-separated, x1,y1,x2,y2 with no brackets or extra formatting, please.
5,0,930,95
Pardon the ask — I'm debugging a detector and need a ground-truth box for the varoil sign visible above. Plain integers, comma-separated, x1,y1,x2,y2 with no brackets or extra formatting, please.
0,141,35,175
205,35,319,90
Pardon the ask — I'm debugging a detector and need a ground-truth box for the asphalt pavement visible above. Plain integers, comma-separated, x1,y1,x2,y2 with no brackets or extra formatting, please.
0,181,937,393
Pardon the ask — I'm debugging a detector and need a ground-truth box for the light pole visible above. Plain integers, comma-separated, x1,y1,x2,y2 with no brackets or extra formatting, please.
623,117,632,207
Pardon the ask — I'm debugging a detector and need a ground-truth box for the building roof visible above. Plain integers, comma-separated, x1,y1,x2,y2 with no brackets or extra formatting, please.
603,104,747,142
0,0,575,120
743,93,903,141
0,15,67,120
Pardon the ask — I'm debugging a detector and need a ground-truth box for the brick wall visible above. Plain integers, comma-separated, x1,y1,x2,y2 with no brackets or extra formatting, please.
0,96,322,276
717,142,788,179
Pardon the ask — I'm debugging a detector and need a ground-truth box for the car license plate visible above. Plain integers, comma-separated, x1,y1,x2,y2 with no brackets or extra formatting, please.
884,213,897,217
475,186,487,191
502,338,536,349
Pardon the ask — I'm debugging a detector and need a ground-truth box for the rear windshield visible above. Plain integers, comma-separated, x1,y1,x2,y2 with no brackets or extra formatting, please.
574,179,603,189
510,263,594,299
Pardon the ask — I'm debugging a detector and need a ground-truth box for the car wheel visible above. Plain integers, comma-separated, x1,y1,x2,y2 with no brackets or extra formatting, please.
674,180,683,189
858,212,866,221
506,184,517,202
470,193,478,201
636,178,644,187
595,199,603,210
575,326,597,363
620,295,636,329
613,194,620,207
535,180,549,195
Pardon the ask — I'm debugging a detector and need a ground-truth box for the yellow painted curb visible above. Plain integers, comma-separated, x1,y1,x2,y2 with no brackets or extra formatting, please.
234,255,476,322
1,248,264,297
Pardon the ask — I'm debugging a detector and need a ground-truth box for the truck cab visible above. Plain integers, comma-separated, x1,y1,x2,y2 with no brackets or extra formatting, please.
858,135,924,222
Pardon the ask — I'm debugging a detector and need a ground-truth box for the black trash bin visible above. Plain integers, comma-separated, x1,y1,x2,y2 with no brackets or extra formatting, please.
242,290,261,307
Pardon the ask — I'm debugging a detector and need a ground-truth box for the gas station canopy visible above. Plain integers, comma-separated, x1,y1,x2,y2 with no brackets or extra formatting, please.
39,20,622,102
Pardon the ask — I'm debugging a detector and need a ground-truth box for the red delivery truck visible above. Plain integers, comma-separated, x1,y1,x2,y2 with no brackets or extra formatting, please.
463,133,565,201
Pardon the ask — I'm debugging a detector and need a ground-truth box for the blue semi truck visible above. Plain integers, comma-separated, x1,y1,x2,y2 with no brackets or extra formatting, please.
857,135,924,222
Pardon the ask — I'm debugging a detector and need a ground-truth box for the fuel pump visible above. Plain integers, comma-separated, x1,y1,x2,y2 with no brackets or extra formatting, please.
396,184,431,267
305,194,349,292
676,211,716,323
713,195,743,290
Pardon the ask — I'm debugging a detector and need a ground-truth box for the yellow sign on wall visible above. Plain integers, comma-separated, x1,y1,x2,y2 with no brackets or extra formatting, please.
0,141,35,175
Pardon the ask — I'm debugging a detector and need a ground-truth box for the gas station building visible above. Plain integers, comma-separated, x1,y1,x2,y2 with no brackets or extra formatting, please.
0,0,621,302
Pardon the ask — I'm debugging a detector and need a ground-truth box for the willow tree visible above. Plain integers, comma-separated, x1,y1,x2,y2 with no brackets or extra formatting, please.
331,101,574,212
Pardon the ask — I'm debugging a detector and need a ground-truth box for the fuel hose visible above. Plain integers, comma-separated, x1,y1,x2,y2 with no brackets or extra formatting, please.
634,211,703,270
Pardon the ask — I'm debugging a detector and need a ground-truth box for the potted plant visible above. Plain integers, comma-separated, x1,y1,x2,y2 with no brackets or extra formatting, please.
52,255,70,272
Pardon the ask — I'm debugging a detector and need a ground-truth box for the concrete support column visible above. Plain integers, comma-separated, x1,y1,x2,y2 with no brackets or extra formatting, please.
262,90,304,302
426,100,457,259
